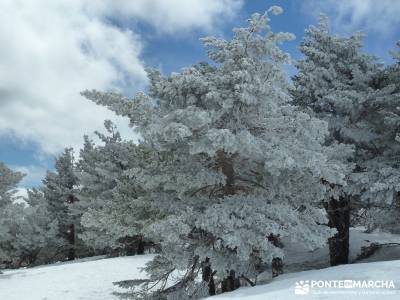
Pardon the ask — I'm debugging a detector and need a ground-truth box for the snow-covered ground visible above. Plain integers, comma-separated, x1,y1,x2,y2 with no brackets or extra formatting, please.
209,260,400,300
1,228,399,300
1,255,399,300
0,255,153,300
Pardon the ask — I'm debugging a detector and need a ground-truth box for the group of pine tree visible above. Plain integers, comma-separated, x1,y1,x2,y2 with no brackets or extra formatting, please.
1,7,399,299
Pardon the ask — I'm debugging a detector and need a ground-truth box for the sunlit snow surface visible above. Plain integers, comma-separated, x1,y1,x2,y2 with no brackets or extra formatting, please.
1,229,400,300
0,255,153,300
209,260,400,299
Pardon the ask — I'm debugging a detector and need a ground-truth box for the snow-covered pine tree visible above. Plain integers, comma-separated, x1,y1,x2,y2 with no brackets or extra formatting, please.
0,162,60,267
356,40,400,233
83,7,350,299
43,148,79,261
292,17,400,264
0,162,25,266
0,162,24,208
76,121,154,255
12,188,59,266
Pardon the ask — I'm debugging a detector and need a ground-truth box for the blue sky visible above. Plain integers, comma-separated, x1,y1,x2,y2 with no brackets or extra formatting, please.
1,0,399,188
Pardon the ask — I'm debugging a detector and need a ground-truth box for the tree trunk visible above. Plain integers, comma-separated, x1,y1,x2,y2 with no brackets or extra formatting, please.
136,237,145,255
125,244,136,256
208,275,216,295
67,194,76,261
216,151,241,294
221,270,240,293
267,234,284,278
216,150,235,195
67,223,75,261
325,196,350,266
202,258,216,295
271,257,283,278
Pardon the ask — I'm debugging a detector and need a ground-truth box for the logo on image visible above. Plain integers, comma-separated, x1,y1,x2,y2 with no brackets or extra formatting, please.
295,280,310,295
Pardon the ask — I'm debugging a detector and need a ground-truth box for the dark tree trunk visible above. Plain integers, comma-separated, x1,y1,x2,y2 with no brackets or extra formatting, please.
216,151,241,294
27,249,41,266
267,234,284,278
325,196,350,266
221,278,229,292
216,150,236,195
67,223,75,261
119,236,145,256
202,258,216,295
221,270,240,293
208,275,216,295
271,257,283,278
66,194,76,261
125,244,136,256
136,237,145,255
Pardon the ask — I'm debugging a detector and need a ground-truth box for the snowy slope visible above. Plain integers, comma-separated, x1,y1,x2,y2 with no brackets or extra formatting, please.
1,256,399,300
209,260,400,300
1,228,400,300
0,255,153,300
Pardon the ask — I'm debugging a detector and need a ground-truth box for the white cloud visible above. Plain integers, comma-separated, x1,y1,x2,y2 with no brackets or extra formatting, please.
303,0,400,36
0,0,145,154
84,0,243,34
0,0,242,155
12,165,48,187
